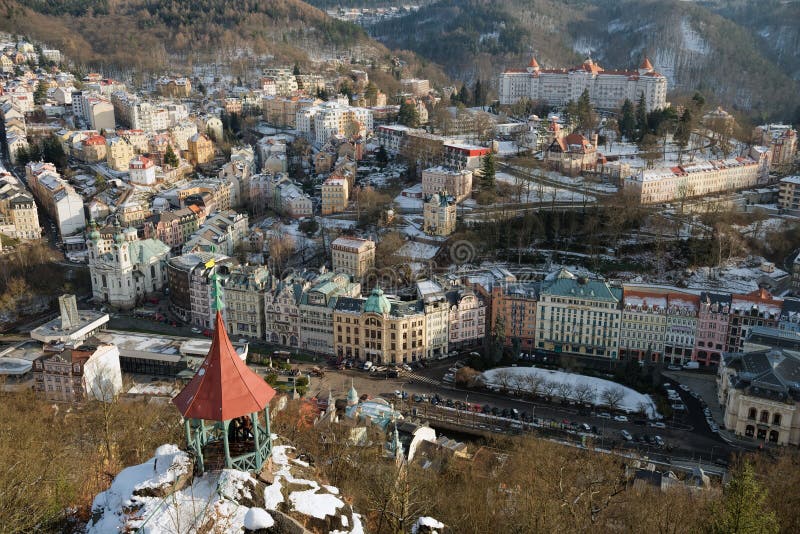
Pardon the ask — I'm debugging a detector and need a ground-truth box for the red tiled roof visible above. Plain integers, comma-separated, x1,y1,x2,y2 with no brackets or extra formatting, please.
173,312,275,420
640,57,653,70
528,57,539,69
84,135,106,146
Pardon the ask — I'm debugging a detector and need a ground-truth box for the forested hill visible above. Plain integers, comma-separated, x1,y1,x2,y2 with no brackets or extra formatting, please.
0,0,388,70
366,0,800,121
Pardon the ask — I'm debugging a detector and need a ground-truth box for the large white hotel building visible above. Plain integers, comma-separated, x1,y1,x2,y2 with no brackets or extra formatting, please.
498,56,668,112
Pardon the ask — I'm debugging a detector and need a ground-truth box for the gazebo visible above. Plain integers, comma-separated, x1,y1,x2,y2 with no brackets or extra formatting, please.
172,277,276,473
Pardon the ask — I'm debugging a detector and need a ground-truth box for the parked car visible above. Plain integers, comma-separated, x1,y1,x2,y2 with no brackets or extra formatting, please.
613,415,629,422
648,421,667,429
621,429,633,441
190,327,201,334
598,412,612,419
654,435,665,447
679,384,690,391
667,365,682,371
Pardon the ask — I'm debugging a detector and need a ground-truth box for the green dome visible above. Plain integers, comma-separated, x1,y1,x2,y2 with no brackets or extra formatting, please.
114,232,125,244
88,229,100,241
364,287,391,315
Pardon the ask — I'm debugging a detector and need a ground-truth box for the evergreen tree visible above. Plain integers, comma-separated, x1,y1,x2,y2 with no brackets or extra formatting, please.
675,109,692,152
33,82,48,106
635,92,648,140
576,89,595,132
620,99,635,141
473,79,484,107
42,135,67,172
480,151,496,189
710,462,779,534
164,145,179,167
292,63,300,76
398,101,419,128
365,82,378,106
376,145,389,166
459,83,471,106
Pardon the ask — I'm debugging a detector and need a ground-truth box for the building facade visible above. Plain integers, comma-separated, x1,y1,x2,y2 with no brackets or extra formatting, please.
331,237,375,279
499,57,668,112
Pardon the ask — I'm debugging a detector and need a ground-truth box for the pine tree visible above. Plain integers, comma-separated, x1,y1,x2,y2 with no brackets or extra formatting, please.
292,63,300,76
459,83,471,106
635,92,648,140
33,82,48,105
710,462,779,534
620,99,636,141
473,79,483,107
164,145,179,167
480,151,496,189
398,101,419,128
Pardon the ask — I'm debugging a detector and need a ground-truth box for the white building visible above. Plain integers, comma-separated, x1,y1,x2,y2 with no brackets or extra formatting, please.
297,102,373,145
499,57,668,112
129,155,157,185
624,157,762,204
87,224,170,309
25,162,86,236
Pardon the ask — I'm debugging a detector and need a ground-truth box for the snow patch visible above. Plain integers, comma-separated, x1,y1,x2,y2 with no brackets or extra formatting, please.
412,516,445,533
243,507,274,529
289,488,345,519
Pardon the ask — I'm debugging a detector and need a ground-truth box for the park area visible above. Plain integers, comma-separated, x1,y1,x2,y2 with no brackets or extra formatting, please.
480,366,660,419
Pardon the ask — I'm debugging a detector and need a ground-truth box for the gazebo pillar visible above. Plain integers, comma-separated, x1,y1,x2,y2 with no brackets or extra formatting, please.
251,411,262,468
222,420,232,469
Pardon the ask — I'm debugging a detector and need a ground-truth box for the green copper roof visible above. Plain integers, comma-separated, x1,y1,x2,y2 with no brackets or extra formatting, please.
210,270,224,312
364,287,391,315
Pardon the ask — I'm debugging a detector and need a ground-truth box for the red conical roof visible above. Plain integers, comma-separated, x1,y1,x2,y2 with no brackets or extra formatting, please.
640,57,653,70
528,56,540,68
173,311,276,421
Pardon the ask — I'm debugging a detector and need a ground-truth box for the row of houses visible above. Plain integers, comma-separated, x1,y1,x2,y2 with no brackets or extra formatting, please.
165,255,487,363
491,268,796,367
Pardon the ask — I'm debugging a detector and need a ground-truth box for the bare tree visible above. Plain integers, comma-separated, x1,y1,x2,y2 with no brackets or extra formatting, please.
601,386,626,411
493,369,514,392
541,380,558,400
556,382,574,403
522,373,543,398
573,383,597,405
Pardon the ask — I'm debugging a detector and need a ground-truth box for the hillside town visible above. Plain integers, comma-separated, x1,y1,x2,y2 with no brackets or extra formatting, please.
1,27,799,534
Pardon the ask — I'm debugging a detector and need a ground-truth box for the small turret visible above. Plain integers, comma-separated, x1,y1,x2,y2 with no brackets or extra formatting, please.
639,56,654,74
526,56,540,74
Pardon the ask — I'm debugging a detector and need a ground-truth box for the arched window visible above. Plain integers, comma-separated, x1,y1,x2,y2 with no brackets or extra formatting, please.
772,413,782,426
760,410,769,423
769,430,779,443
745,425,755,437
748,408,757,420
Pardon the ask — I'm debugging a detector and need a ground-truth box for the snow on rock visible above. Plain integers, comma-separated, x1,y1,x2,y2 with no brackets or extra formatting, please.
89,441,364,534
481,367,659,418
243,507,274,530
289,487,345,519
412,516,446,533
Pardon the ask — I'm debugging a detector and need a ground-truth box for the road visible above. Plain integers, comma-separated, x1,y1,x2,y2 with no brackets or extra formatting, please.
291,356,740,464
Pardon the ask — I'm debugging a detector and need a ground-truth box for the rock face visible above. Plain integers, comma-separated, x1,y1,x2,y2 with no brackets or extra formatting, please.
86,440,365,534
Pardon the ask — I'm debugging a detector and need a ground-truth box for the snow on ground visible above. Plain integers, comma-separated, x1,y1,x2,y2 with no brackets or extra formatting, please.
496,172,595,203
481,367,659,418
396,241,441,260
319,216,357,230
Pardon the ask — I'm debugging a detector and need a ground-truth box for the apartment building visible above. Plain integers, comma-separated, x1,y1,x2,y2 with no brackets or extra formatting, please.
400,78,431,97
331,236,375,279
421,167,473,203
33,343,122,403
752,124,797,171
223,265,271,340
778,176,800,212
535,269,622,358
321,176,349,215
25,162,85,236
106,136,135,171
624,157,761,204
299,272,362,354
0,169,41,240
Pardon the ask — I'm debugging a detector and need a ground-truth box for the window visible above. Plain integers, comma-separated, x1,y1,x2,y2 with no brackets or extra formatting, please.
772,413,782,426
760,410,769,423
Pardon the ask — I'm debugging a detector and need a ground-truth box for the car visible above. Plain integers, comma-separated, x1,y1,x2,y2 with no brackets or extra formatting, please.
620,429,633,441
412,394,423,403
401,364,412,372
190,327,201,334
598,412,612,419
394,390,403,398
654,435,665,447
663,382,672,388
387,370,399,378
446,399,455,408
667,365,682,371
502,408,511,418
442,374,455,383
648,421,667,429
679,384,691,391
491,407,500,416
581,423,591,432
613,415,629,422
511,408,520,419
482,404,491,414
644,435,655,445
671,403,686,411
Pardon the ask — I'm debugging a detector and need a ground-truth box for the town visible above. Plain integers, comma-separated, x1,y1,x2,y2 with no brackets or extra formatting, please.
0,27,799,534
